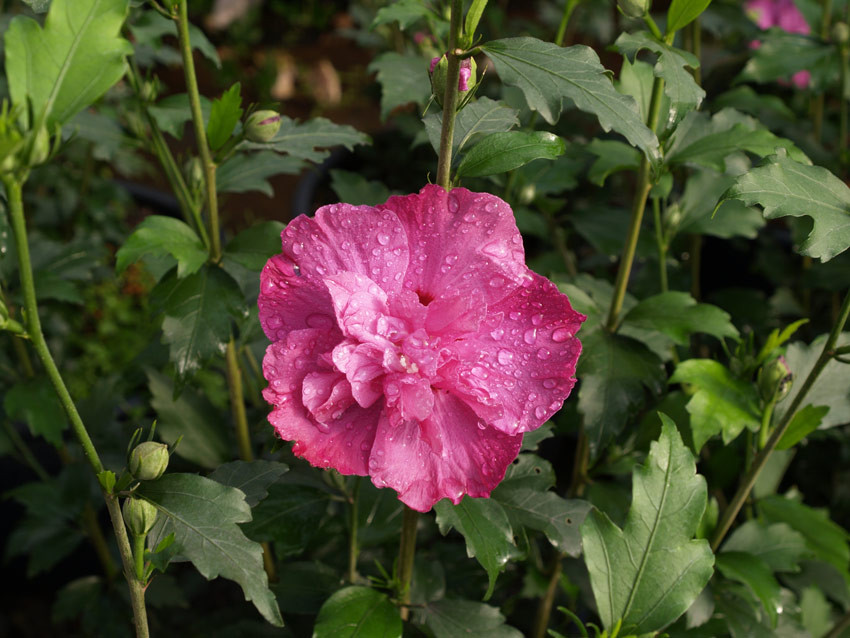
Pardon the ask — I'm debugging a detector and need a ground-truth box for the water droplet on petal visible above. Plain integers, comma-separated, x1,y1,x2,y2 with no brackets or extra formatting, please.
524,328,537,345
536,347,550,360
463,211,476,222
543,379,557,389
444,254,458,265
482,241,508,258
552,328,572,342
490,328,504,340
377,233,390,245
291,243,303,255
497,349,514,365
535,406,547,419
531,313,544,326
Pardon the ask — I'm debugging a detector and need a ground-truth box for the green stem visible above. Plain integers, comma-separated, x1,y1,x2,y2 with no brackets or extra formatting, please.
555,0,581,47
435,0,464,190
133,533,146,582
652,197,668,293
711,288,850,551
758,400,775,450
397,505,420,621
532,552,564,638
348,478,361,584
606,75,665,331
825,609,850,638
3,175,149,637
12,335,35,377
176,0,221,261
226,338,253,462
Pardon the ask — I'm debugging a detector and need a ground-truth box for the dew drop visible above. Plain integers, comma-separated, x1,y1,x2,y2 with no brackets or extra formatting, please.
509,311,522,321
444,254,458,265
552,328,572,342
497,349,514,365
524,328,537,345
536,347,551,360
471,366,489,379
377,232,390,246
535,406,548,419
463,211,476,222
482,241,508,258
490,328,504,340
531,313,544,326
543,378,557,389
291,242,303,255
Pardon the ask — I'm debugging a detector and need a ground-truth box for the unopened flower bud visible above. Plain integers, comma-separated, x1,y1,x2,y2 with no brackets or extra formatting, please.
123,497,159,536
244,110,281,143
833,22,850,45
757,356,793,404
28,125,50,167
429,54,478,108
128,441,169,481
618,0,650,18
140,80,158,103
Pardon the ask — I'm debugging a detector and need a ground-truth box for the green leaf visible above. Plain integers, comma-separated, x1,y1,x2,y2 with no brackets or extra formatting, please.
329,170,391,206
716,552,781,626
368,51,432,120
4,377,68,448
22,0,51,12
146,369,231,469
723,520,809,573
423,97,519,158
274,561,340,615
586,139,640,186
116,215,208,278
776,404,830,450
223,220,285,271
313,586,401,638
250,116,370,161
758,495,850,576
491,484,589,556
419,599,523,638
242,480,331,558
481,38,660,162
456,131,565,178
622,292,739,346
137,473,283,626
670,359,761,452
371,0,434,30
717,151,850,262
800,586,833,638
739,31,831,88
217,151,305,196
154,265,246,383
464,0,488,43
206,83,243,151
613,31,704,124
581,415,714,634
433,497,520,600
208,460,288,507
5,0,132,126
148,93,212,140
776,333,850,428
667,0,713,33
577,330,666,456
676,170,765,240
666,109,810,171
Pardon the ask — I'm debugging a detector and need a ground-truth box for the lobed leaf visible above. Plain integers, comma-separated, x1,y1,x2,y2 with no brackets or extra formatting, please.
368,52,432,120
481,37,660,162
138,474,283,626
717,151,850,262
581,415,714,634
667,0,713,33
622,291,739,346
418,599,523,638
433,497,520,600
208,460,288,507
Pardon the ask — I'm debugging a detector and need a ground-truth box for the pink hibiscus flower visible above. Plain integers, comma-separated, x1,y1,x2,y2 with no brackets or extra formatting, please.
258,185,585,512
745,0,811,88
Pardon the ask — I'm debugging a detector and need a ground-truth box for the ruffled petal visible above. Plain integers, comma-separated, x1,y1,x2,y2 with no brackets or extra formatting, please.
324,271,390,343
443,272,585,435
259,254,339,342
263,329,379,475
281,204,410,294
368,390,523,512
378,185,527,307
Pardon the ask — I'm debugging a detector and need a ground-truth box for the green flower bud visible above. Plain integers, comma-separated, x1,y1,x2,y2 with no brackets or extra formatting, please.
123,497,159,537
244,110,282,143
833,22,850,45
618,0,650,18
27,126,51,167
128,441,169,481
757,356,793,404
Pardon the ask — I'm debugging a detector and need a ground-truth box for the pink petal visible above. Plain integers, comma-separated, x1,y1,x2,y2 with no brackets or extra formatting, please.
263,329,380,475
324,271,390,343
378,185,527,307
281,203,409,295
792,69,811,89
368,390,523,512
444,272,585,436
259,254,339,342
424,289,487,337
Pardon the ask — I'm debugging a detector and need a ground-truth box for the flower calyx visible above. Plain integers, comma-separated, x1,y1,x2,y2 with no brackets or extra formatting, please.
429,52,478,111
122,496,159,537
128,441,170,481
244,109,282,143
